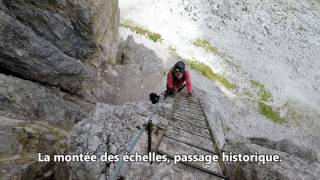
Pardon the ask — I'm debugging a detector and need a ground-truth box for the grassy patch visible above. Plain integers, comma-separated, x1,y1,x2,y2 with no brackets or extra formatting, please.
250,80,265,89
259,102,285,124
186,59,237,90
192,39,223,57
250,80,273,102
168,47,236,90
260,90,272,102
193,39,242,70
121,21,162,42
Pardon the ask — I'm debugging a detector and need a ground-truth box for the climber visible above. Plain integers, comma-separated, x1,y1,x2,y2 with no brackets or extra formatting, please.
149,61,192,104
165,61,193,97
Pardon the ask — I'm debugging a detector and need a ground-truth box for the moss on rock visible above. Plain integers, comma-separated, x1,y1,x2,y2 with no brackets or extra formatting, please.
250,80,273,102
186,59,237,90
121,21,162,42
193,39,223,57
259,102,285,124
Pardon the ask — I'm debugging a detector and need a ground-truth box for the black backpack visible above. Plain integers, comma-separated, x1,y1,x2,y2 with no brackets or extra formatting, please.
149,93,160,104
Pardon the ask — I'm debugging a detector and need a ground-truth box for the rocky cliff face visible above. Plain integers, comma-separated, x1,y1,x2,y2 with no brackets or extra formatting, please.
0,0,119,179
120,0,320,179
0,74,93,179
0,0,119,99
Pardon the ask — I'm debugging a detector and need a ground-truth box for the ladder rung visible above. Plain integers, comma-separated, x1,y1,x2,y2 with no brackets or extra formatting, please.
175,111,206,121
179,97,201,102
179,99,201,105
178,101,202,108
176,107,204,115
178,104,202,110
168,124,212,140
172,116,207,129
164,134,217,154
177,105,202,111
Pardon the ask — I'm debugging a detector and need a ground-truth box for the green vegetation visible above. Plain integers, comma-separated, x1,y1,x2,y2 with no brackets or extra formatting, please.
250,80,273,102
258,102,285,124
186,59,237,90
260,90,272,102
192,39,242,70
168,46,237,90
192,39,223,57
250,80,263,88
121,21,162,42
250,81,280,123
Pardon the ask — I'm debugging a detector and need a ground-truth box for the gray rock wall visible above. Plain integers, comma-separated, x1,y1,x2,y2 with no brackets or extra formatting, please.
0,74,94,180
0,0,120,179
0,0,119,98
70,102,151,180
0,74,90,127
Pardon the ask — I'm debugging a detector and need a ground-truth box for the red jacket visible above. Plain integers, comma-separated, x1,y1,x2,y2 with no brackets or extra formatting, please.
167,70,192,94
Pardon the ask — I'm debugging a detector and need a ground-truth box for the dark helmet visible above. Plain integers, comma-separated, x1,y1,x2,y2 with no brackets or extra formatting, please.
173,61,185,73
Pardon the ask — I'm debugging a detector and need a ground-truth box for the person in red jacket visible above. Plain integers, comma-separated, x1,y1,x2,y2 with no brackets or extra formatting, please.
165,61,192,97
